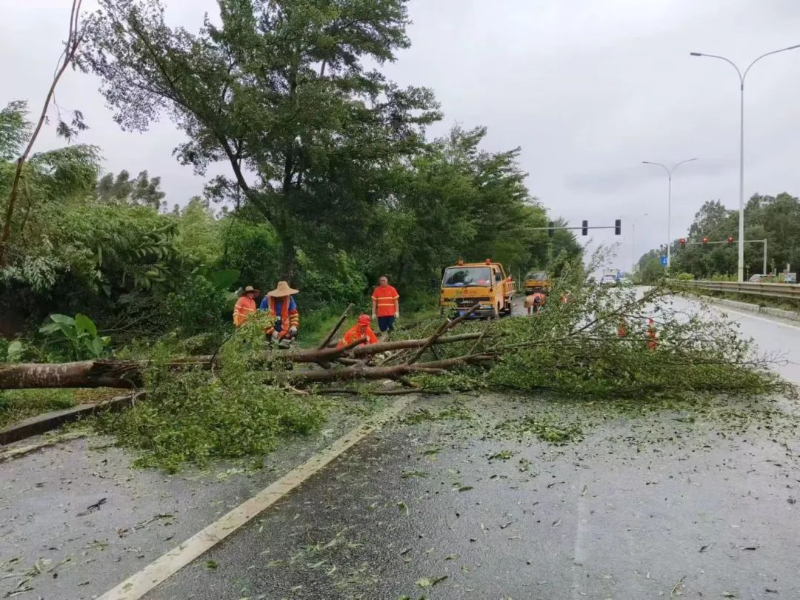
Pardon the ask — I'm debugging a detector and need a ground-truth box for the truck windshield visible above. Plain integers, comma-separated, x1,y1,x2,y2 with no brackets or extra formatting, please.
443,267,492,287
526,271,547,280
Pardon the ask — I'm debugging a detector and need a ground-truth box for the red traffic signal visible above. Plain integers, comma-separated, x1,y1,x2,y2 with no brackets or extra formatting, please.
727,236,734,244
702,237,709,245
679,238,686,248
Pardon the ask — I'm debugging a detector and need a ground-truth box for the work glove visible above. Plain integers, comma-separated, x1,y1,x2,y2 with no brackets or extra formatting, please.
371,313,377,321
395,312,400,319
271,330,280,341
289,326,298,335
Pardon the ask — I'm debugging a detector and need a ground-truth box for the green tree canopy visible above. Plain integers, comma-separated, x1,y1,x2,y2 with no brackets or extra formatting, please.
83,0,441,277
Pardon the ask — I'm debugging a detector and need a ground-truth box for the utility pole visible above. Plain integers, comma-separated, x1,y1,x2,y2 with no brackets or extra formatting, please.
642,159,697,270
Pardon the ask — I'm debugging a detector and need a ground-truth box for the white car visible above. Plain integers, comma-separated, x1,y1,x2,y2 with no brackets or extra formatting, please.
600,275,618,285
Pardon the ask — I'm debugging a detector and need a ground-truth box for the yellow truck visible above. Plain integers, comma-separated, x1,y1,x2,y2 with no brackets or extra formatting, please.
524,271,551,295
440,260,516,318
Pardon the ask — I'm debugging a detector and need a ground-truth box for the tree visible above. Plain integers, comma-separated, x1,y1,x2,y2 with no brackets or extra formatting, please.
83,0,440,278
1,0,88,265
96,169,165,209
665,193,800,279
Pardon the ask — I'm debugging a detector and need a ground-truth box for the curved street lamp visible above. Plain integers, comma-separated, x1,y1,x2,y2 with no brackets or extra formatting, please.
690,44,800,281
642,158,697,269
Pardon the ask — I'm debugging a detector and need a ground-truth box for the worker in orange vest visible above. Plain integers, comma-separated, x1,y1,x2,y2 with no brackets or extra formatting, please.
371,275,400,334
233,286,260,327
647,318,657,350
338,315,379,348
617,318,627,338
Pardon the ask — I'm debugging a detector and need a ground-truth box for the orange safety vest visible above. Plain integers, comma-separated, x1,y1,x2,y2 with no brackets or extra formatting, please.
233,296,257,327
264,296,300,339
372,285,399,318
647,320,657,350
338,324,379,348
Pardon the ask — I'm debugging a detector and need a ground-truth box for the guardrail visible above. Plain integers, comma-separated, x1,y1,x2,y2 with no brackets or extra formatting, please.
671,279,800,300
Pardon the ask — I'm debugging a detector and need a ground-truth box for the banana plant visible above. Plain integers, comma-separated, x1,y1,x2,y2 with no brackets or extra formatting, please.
40,313,110,359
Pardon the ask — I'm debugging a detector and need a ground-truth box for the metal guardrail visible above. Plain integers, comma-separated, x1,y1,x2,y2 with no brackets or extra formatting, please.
672,279,800,300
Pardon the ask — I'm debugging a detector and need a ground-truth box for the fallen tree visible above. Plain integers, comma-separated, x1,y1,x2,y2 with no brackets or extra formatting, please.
4,254,783,471
0,332,487,390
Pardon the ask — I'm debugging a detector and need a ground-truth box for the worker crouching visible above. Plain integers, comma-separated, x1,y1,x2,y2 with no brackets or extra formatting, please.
338,315,379,348
261,281,300,347
524,292,546,315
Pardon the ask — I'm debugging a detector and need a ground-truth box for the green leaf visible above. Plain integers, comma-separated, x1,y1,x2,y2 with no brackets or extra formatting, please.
206,268,240,291
39,323,61,334
7,340,24,362
85,336,105,358
75,313,98,337
49,314,76,327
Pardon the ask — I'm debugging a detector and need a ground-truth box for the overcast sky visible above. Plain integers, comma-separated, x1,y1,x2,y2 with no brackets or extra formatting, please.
2,0,800,271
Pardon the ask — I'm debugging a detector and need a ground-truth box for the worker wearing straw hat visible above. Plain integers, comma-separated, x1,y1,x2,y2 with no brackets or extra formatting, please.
260,281,300,343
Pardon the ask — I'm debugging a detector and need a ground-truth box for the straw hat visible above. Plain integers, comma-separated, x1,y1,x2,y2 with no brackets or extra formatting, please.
267,281,299,297
240,285,260,296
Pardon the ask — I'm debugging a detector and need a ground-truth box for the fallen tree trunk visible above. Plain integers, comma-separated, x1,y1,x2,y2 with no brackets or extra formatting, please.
0,333,482,390
351,332,482,356
288,363,449,384
0,360,143,389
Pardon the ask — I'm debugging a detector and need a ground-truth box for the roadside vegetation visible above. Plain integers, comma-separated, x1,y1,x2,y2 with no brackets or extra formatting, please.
636,193,800,283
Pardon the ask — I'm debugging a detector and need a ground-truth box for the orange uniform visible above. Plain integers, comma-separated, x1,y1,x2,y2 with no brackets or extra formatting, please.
372,284,399,318
338,323,379,348
233,296,257,327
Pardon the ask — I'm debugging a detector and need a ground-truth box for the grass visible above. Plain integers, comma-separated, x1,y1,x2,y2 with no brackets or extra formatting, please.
0,389,115,429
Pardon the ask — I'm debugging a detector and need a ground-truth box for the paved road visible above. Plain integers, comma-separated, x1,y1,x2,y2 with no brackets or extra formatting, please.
2,294,799,600
669,294,800,384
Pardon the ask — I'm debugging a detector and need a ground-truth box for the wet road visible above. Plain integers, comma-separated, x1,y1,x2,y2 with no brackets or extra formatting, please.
143,393,800,600
2,294,800,600
670,294,800,384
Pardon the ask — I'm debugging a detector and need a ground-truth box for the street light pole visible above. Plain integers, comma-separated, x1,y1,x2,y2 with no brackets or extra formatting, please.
690,44,800,281
642,159,697,269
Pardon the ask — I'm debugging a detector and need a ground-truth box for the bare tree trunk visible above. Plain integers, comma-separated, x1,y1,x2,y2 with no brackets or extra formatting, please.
0,0,85,265
0,360,142,390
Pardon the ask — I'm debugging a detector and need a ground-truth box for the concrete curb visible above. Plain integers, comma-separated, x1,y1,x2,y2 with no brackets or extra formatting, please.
0,392,143,446
687,293,800,323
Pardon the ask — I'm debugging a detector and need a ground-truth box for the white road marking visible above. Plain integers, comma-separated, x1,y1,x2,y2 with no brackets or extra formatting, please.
98,397,414,600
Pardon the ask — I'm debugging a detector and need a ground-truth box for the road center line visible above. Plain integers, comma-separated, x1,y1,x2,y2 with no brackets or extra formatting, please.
98,396,414,600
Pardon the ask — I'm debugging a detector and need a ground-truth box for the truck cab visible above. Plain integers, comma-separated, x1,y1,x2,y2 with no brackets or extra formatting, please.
440,260,516,318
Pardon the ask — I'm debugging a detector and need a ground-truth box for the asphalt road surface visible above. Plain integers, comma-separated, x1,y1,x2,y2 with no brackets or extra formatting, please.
1,294,799,600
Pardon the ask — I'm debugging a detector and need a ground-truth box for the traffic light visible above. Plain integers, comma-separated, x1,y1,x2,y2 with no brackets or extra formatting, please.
582,220,588,236
679,238,686,248
727,236,734,244
702,237,709,245
548,221,555,238
614,219,621,235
